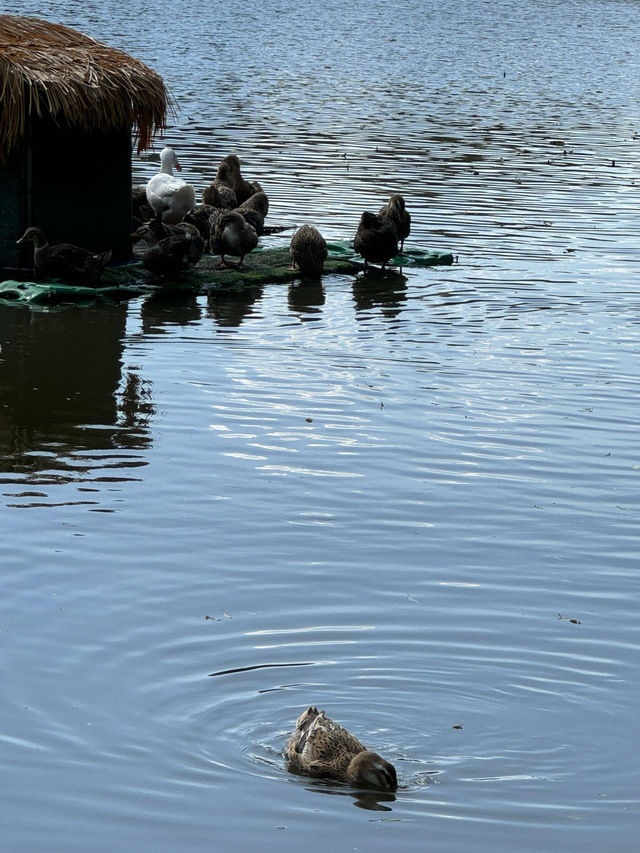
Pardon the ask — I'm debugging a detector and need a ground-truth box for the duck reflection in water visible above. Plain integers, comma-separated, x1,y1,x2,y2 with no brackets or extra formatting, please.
140,291,202,334
205,283,264,327
288,279,325,313
352,268,408,318
302,779,396,812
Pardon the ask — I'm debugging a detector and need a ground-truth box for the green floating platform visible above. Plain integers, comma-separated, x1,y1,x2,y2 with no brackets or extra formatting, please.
0,242,454,308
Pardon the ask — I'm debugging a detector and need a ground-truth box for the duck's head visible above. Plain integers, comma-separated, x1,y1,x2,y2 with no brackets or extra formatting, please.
160,146,181,173
346,751,397,791
222,154,242,175
216,161,233,185
17,226,47,247
359,211,381,230
130,224,157,245
388,194,406,215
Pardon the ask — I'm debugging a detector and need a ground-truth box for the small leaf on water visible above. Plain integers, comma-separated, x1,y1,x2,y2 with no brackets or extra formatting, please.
453,724,463,729
305,417,313,423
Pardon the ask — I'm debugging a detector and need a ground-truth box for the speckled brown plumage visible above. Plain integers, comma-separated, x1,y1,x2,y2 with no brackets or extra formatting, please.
284,706,397,791
210,211,258,267
290,225,328,277
221,154,258,205
202,162,237,209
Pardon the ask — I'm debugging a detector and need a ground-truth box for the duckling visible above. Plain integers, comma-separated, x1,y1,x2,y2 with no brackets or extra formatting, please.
16,226,112,286
285,707,397,791
353,211,399,269
378,194,411,251
202,161,237,209
221,154,258,205
290,225,328,277
146,147,197,224
210,211,258,268
131,223,203,281
235,191,269,235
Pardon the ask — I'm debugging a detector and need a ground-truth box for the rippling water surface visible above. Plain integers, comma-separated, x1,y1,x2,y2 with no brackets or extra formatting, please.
2,1,640,850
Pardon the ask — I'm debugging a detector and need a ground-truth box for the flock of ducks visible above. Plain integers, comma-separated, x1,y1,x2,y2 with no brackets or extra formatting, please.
16,150,405,792
16,147,411,288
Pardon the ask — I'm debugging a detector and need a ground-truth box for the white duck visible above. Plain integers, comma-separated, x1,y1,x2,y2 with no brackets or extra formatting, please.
146,147,196,224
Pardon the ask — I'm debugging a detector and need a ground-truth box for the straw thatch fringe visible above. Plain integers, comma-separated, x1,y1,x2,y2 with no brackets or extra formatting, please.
0,15,170,163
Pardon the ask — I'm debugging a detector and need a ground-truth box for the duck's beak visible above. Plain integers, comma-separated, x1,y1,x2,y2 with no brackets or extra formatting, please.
174,160,182,172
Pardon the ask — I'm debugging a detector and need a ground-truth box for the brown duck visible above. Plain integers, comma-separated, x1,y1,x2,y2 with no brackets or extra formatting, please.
353,211,399,269
210,211,258,268
290,225,328,277
221,154,259,205
235,191,269,236
285,706,397,791
16,226,111,286
379,194,411,251
202,161,237,209
131,223,203,281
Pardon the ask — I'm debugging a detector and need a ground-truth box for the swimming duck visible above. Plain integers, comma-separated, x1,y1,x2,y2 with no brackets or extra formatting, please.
146,147,196,224
235,191,269,235
202,161,238,209
210,211,258,268
378,194,411,251
290,225,328,277
353,211,399,268
16,226,112,286
285,707,397,791
131,223,203,281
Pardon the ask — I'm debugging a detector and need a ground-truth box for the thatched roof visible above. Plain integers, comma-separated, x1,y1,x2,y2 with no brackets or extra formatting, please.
0,15,169,163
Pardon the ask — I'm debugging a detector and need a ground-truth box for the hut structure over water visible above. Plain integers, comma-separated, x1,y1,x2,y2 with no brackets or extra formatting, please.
0,15,169,276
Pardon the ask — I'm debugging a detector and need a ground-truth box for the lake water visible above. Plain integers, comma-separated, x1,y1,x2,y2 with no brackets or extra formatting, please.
1,1,639,850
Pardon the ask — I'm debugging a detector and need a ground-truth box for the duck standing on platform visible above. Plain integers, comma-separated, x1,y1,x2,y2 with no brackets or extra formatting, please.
210,211,258,268
285,706,398,791
353,211,399,269
146,147,196,224
290,225,327,277
131,222,203,282
379,194,411,251
16,226,112,286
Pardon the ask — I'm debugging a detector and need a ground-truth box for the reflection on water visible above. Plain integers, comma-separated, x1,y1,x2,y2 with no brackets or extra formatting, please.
206,283,264,327
0,305,153,495
296,778,398,812
1,0,640,851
